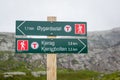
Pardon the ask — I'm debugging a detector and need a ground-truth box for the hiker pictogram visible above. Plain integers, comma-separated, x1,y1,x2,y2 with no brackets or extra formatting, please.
75,24,86,34
17,40,28,51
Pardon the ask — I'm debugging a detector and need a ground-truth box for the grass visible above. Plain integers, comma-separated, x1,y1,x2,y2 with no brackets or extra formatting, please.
0,69,120,80
0,73,46,80
101,71,120,80
0,57,28,73
57,69,100,80
0,51,120,80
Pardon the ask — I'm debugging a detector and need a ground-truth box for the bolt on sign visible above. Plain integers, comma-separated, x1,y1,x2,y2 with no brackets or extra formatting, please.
15,20,88,54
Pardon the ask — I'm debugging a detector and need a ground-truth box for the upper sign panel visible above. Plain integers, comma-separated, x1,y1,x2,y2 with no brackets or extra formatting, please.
16,21,87,36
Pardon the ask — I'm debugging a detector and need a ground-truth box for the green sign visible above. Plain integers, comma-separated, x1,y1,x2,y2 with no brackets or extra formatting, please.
16,21,87,36
15,38,87,53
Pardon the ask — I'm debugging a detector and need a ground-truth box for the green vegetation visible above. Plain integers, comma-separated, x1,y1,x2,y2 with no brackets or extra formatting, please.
0,51,28,73
0,51,45,72
101,71,120,80
57,69,120,80
0,51,120,80
58,69,100,80
0,70,120,80
0,73,46,80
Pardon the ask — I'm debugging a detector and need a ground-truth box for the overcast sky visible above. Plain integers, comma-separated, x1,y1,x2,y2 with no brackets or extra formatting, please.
0,0,120,32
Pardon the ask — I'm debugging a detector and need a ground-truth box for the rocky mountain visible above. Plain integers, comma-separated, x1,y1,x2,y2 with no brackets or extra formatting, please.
0,27,120,73
0,32,15,51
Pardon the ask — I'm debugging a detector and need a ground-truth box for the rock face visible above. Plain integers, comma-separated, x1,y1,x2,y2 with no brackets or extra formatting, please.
0,32,15,51
0,27,120,72
31,71,46,77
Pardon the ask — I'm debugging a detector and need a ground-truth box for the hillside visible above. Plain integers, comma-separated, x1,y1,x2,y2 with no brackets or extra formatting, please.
0,27,120,72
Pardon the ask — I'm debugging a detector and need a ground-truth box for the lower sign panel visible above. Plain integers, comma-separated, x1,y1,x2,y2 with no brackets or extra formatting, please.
15,38,88,53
